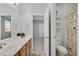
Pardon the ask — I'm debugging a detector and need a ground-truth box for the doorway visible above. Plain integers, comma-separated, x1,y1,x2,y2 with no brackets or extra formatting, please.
33,16,44,52
33,14,49,56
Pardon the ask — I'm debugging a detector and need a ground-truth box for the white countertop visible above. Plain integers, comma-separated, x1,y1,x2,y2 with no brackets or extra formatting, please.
0,35,32,56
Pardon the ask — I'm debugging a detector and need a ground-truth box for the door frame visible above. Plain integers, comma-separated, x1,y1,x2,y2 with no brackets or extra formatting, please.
32,13,49,55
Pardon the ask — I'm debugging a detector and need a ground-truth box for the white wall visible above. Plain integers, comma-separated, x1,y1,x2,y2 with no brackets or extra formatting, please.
44,8,49,56
51,3,56,56
0,3,21,39
21,3,48,36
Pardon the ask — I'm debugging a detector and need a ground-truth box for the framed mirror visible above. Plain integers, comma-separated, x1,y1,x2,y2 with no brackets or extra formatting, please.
0,16,11,40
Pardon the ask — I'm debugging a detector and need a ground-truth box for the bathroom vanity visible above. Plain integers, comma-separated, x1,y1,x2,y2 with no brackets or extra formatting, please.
15,38,32,56
0,36,32,56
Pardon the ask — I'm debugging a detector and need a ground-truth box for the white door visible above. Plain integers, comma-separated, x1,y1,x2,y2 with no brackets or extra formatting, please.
44,9,49,56
33,14,49,56
33,16,44,52
51,4,56,56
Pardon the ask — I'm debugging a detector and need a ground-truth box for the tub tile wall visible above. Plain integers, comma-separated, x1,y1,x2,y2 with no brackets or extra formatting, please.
66,11,77,56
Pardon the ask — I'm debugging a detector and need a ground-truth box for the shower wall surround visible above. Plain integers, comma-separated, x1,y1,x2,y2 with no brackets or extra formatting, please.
56,3,77,56
65,11,77,56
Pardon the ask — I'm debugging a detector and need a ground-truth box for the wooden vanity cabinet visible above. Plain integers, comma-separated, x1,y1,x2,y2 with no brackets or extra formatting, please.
29,39,32,55
20,43,27,56
15,38,32,56
26,41,30,56
15,51,20,56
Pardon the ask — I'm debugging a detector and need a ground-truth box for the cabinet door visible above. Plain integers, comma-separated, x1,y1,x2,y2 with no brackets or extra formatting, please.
20,46,25,54
26,41,30,56
29,39,32,54
20,44,27,56
21,50,27,56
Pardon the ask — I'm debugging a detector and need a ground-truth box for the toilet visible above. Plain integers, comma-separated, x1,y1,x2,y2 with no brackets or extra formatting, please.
56,45,68,56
